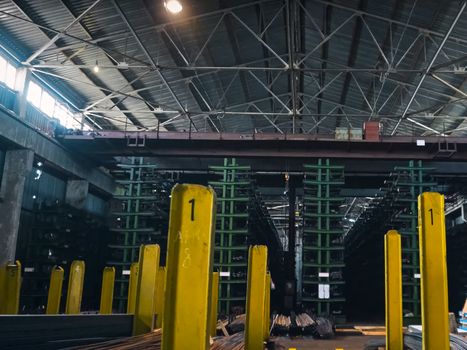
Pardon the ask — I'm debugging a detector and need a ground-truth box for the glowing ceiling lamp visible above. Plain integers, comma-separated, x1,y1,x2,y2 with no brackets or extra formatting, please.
93,60,99,73
164,0,183,14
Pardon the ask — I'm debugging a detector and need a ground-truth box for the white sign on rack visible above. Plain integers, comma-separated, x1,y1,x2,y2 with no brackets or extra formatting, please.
318,284,330,299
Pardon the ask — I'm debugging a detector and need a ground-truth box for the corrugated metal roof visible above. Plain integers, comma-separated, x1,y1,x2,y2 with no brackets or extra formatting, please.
0,0,465,135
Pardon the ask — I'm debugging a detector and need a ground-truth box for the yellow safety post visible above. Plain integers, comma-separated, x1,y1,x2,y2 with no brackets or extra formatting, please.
127,262,139,314
154,266,166,329
245,245,268,350
100,266,115,314
46,266,64,314
65,260,85,314
0,265,5,313
0,261,21,314
384,230,403,350
418,192,449,350
263,272,271,341
162,184,216,350
133,244,160,335
209,271,219,337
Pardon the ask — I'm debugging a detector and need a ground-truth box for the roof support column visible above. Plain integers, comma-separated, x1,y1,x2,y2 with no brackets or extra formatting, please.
13,67,30,119
0,149,34,265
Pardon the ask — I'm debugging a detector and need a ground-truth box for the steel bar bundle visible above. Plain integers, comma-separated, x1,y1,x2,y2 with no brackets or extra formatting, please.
211,332,246,350
69,330,249,350
403,332,467,350
295,313,315,328
68,329,162,350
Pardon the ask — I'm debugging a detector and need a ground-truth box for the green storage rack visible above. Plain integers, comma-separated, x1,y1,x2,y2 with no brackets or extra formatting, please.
391,160,436,319
209,158,251,315
302,159,345,319
344,160,437,321
108,157,168,312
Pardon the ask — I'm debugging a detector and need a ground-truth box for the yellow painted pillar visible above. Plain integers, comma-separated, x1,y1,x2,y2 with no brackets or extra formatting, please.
209,271,219,337
245,245,268,350
264,272,271,341
65,260,85,314
154,266,166,329
384,230,403,350
0,265,5,313
133,244,160,335
127,262,139,314
162,184,216,350
418,192,449,350
46,266,64,314
100,266,115,314
0,261,21,314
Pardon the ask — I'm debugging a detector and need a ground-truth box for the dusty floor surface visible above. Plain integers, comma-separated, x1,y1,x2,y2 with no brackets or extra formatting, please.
272,334,384,350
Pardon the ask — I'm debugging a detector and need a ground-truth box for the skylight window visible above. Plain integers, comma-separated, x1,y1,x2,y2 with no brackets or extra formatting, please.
40,90,55,116
0,57,7,82
54,102,81,128
5,63,16,89
27,81,42,108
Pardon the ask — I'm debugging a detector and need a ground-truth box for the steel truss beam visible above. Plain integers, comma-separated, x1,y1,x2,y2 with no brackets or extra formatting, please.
390,1,466,135
11,0,142,130
111,0,199,131
25,0,102,64
58,0,167,130
311,0,467,47
3,0,466,136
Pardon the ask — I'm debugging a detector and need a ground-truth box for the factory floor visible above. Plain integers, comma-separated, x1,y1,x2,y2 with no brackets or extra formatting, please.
272,334,384,349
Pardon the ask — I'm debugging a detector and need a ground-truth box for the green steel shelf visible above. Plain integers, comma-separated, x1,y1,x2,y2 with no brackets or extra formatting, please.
302,158,345,319
392,160,437,318
345,160,437,320
108,157,172,312
209,158,251,314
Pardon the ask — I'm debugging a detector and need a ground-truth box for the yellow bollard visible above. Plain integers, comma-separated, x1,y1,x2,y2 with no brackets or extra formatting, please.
46,266,64,314
0,265,5,313
209,271,219,337
264,272,271,341
154,266,166,329
384,230,403,350
127,262,139,314
0,261,21,314
133,244,160,335
418,192,449,350
100,266,115,314
65,260,85,314
162,184,216,350
245,245,268,350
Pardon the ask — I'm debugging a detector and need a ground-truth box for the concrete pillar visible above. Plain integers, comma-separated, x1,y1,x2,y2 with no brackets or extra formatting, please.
65,180,89,209
0,149,34,265
13,67,30,119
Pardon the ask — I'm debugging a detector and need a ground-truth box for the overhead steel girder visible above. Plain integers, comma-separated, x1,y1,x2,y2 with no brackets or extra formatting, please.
58,132,467,160
111,0,198,131
312,0,467,47
390,1,467,135
24,0,102,64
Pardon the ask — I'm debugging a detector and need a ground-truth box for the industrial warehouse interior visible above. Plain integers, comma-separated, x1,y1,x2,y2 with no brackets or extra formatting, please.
1,0,467,349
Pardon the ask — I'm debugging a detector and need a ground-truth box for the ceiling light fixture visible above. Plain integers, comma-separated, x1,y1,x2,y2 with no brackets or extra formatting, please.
93,60,99,73
164,0,182,14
